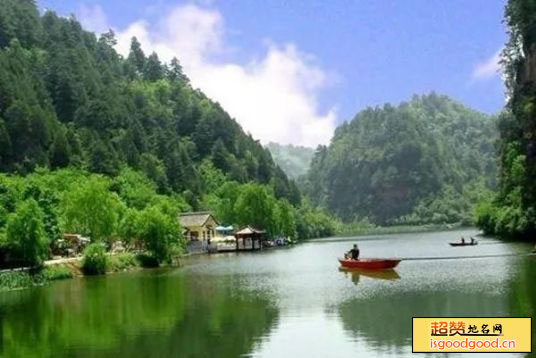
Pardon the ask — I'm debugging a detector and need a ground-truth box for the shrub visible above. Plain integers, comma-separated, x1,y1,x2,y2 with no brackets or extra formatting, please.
41,265,73,280
81,243,108,275
6,199,49,267
109,253,138,271
0,271,40,291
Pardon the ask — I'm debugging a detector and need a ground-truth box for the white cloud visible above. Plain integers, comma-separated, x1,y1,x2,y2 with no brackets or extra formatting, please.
81,4,336,147
78,4,110,34
472,49,502,81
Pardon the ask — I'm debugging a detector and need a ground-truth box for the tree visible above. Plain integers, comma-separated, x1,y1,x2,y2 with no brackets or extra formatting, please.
167,57,189,83
89,137,119,176
274,200,297,239
234,184,276,232
118,130,140,168
49,128,71,168
138,206,182,264
139,153,169,193
61,176,123,243
0,119,12,168
81,243,107,275
143,52,164,81
211,139,231,172
117,208,142,247
112,167,156,210
6,199,49,266
127,37,145,73
0,0,42,48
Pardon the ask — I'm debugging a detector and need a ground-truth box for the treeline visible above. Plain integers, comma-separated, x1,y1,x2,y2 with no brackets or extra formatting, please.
475,0,536,239
303,93,497,226
0,167,337,269
0,0,299,207
0,168,186,268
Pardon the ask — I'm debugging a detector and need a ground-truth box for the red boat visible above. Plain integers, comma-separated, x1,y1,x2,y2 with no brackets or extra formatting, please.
338,258,401,270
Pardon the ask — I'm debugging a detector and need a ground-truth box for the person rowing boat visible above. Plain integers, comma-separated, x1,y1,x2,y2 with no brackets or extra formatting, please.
345,244,360,260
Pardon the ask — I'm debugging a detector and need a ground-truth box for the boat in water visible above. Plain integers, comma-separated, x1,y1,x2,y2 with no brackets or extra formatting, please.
338,258,401,270
449,241,478,247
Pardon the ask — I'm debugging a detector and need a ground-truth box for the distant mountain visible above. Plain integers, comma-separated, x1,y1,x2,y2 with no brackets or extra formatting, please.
303,93,498,225
266,143,315,179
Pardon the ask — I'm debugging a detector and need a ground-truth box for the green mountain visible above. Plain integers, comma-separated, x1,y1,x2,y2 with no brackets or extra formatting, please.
266,142,314,179
304,93,497,225
475,0,536,239
0,0,300,207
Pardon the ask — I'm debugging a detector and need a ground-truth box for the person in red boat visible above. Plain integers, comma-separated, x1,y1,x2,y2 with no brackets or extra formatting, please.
347,244,360,260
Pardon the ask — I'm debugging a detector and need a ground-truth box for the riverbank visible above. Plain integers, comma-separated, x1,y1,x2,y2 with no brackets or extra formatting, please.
0,252,181,292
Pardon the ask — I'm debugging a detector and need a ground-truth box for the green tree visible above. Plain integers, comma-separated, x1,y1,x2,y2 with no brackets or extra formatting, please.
0,119,12,168
49,128,71,168
118,208,142,247
112,167,156,210
138,206,182,264
167,57,189,83
61,176,122,243
127,37,145,73
234,184,276,232
81,243,108,275
89,137,119,176
6,199,49,266
139,153,169,193
274,200,297,239
143,52,164,81
0,0,42,48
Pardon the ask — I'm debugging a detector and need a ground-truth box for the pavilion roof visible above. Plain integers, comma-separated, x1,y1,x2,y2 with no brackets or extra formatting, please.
235,226,266,236
178,211,218,228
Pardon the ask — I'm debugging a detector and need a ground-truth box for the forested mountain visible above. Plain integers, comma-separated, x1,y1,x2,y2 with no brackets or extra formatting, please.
475,0,536,239
304,93,497,225
0,0,341,269
0,0,300,207
266,143,314,179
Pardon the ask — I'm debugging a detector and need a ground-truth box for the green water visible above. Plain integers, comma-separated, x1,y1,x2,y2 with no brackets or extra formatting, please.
1,229,535,357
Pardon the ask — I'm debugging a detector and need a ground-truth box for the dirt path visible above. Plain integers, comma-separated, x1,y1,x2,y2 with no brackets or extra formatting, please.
44,256,82,266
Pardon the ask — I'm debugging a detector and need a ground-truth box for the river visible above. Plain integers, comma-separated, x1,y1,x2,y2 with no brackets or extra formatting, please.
0,229,535,357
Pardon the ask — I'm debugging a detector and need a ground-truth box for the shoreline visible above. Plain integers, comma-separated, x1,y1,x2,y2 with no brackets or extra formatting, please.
0,253,184,293
334,223,473,238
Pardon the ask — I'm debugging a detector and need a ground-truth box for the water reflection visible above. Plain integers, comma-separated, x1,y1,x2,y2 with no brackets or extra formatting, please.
339,268,400,285
0,270,278,358
338,289,511,350
508,256,536,356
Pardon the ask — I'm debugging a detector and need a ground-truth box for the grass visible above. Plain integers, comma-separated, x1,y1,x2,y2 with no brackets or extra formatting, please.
0,271,42,291
41,265,73,280
109,253,139,272
0,251,183,292
0,264,74,292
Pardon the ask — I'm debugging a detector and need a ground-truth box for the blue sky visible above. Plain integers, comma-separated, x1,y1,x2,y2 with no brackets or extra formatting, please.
37,0,507,146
